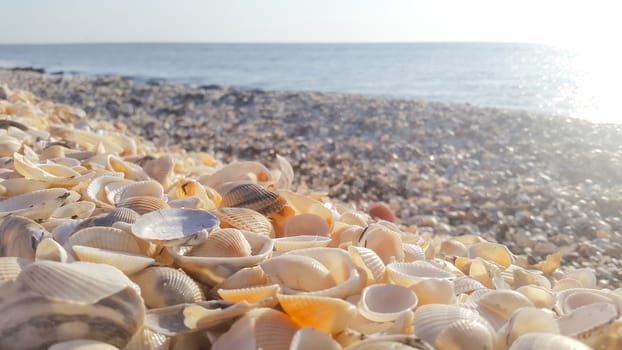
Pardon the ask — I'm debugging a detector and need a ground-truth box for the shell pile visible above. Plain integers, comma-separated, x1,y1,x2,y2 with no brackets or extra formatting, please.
1,87,621,350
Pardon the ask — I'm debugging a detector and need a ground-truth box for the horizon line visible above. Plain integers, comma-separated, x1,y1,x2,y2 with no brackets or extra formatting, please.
0,40,554,46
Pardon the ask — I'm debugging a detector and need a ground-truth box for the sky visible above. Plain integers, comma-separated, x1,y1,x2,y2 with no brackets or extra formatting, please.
0,0,619,48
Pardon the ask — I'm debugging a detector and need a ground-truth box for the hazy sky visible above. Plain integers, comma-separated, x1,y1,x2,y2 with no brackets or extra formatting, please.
0,0,617,47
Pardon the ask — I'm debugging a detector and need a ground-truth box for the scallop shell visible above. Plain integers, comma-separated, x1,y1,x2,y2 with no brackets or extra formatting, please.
212,307,299,350
402,243,426,262
110,180,164,205
189,228,252,257
386,261,456,287
172,230,273,285
283,213,330,237
289,327,342,350
129,266,205,308
453,275,487,295
68,226,142,255
348,245,386,284
509,333,592,350
278,293,356,334
209,207,275,237
221,183,287,216
0,257,30,282
358,284,418,322
0,215,48,260
0,188,79,221
132,208,219,246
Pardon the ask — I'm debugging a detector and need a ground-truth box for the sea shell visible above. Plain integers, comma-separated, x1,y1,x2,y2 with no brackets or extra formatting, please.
218,284,281,304
554,288,622,316
348,245,386,284
189,228,252,258
132,208,219,246
355,224,404,264
106,154,150,181
0,257,30,282
0,178,50,196
35,237,68,263
516,285,555,309
274,235,332,252
277,293,356,334
410,278,456,305
221,183,287,216
557,302,618,348
210,207,275,237
358,284,418,322
171,230,273,285
12,152,91,186
278,190,335,231
273,154,294,191
0,261,144,349
109,180,164,205
199,161,273,190
509,333,592,350
142,155,175,189
168,179,218,210
116,196,169,215
0,215,49,260
0,188,79,221
343,335,434,350
72,245,154,275
263,247,363,298
413,304,496,350
499,307,559,348
289,327,342,350
471,289,535,329
283,213,330,237
85,175,132,208
565,268,598,289
68,226,142,255
48,339,120,350
386,261,456,287
51,200,96,220
212,307,299,350
129,266,205,308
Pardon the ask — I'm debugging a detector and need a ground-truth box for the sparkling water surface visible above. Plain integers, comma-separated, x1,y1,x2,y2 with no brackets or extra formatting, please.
0,43,618,123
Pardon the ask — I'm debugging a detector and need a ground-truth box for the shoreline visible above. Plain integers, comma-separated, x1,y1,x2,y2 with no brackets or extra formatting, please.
2,68,622,286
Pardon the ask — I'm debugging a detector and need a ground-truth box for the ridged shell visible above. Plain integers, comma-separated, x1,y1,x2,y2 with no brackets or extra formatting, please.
107,155,150,181
402,243,426,262
509,333,592,350
358,284,418,322
0,188,79,220
0,257,30,282
85,175,132,208
472,290,535,329
348,245,386,284
453,276,487,295
221,183,286,216
278,294,356,334
210,207,275,237
35,237,68,262
116,196,169,215
110,180,164,205
410,278,456,305
132,208,219,246
130,266,205,308
283,213,330,237
212,307,299,350
218,265,269,290
0,261,144,349
468,242,514,268
72,245,155,275
413,304,496,350
68,226,142,254
500,307,559,348
172,230,273,285
516,285,555,309
218,284,280,304
199,161,272,190
189,228,252,257
565,268,598,289
554,288,622,316
386,261,456,287
557,302,618,347
355,224,404,264
273,235,332,252
0,215,48,260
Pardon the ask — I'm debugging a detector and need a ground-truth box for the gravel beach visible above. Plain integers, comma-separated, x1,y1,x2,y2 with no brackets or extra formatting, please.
2,67,622,287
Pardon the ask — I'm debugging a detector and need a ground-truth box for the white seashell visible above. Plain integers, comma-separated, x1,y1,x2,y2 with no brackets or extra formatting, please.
289,327,342,350
172,230,273,286
342,335,434,350
499,307,559,347
0,215,49,260
190,228,252,257
402,243,426,262
410,278,456,305
110,180,164,205
85,175,131,208
516,285,555,309
274,154,294,191
386,261,456,287
0,178,49,196
274,235,332,252
358,284,418,322
35,237,68,263
0,188,79,221
13,152,92,186
51,201,96,220
107,154,150,181
355,224,404,264
557,302,618,348
348,245,386,284
473,289,534,330
48,339,120,350
130,266,204,308
209,207,275,237
132,208,219,246
509,333,592,350
565,268,597,289
554,288,622,316
72,245,155,275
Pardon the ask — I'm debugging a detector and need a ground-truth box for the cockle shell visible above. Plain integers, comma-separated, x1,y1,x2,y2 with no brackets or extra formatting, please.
212,307,299,350
0,188,79,220
0,215,49,260
343,335,434,350
355,224,404,264
410,278,456,305
558,302,618,348
358,284,418,322
0,257,30,282
499,307,559,348
171,230,273,285
221,183,287,216
210,207,275,237
278,293,356,334
471,289,535,329
386,261,456,287
273,235,332,251
199,161,273,190
132,208,219,246
108,180,164,205
190,228,252,258
116,196,169,215
129,266,205,308
348,245,386,284
0,261,145,349
554,288,622,316
85,175,132,208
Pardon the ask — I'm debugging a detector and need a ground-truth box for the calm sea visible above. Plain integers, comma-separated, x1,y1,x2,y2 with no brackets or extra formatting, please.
0,43,618,123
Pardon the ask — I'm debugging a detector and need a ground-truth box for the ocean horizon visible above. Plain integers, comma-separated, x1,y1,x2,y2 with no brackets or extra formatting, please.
0,42,617,123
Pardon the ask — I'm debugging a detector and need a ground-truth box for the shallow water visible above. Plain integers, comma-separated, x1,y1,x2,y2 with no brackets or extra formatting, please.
0,42,618,123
